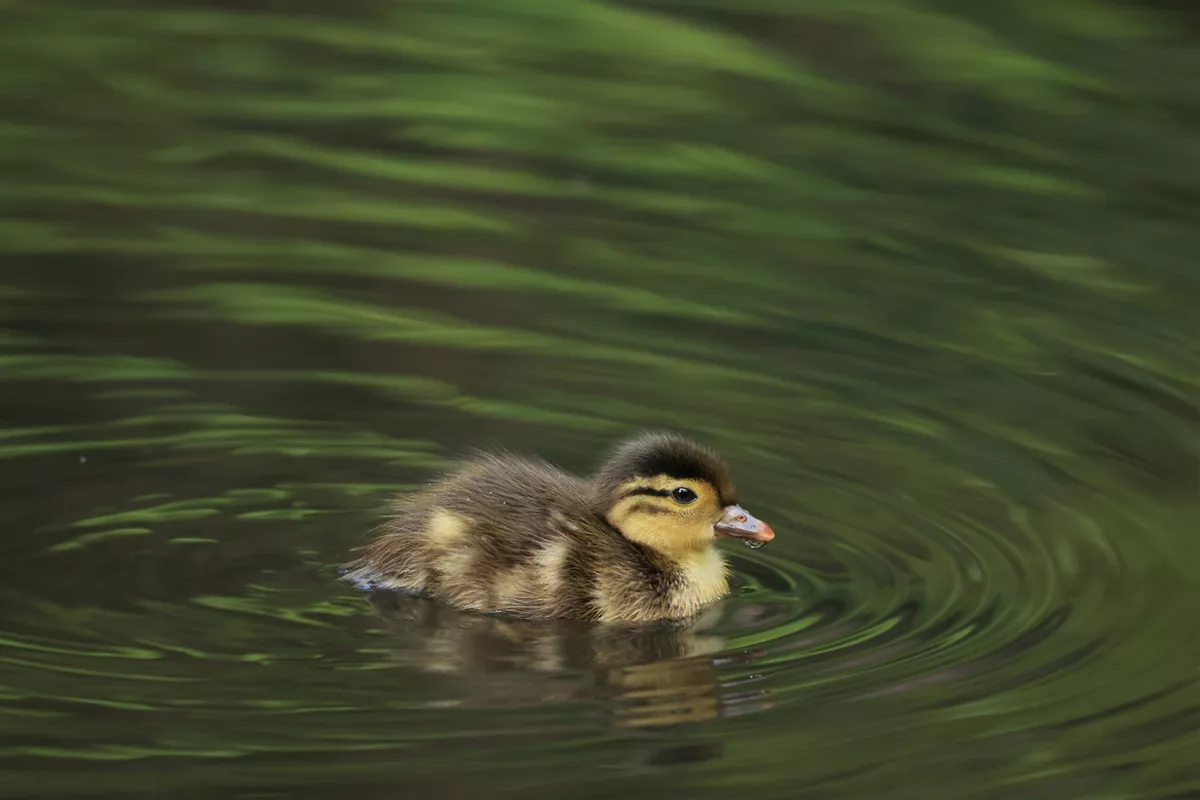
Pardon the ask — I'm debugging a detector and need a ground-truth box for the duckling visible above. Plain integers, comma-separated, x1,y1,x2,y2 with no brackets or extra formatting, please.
343,432,775,624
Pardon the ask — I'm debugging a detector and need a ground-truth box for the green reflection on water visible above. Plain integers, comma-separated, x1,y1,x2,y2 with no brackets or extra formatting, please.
2,0,1200,798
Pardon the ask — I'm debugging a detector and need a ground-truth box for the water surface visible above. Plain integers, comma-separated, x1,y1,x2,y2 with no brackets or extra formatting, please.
2,2,1200,798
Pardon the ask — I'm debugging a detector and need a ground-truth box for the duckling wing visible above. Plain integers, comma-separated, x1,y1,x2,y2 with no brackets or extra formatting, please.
347,452,610,620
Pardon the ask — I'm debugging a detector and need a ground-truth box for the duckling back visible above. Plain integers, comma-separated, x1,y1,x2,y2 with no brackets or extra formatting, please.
345,452,617,620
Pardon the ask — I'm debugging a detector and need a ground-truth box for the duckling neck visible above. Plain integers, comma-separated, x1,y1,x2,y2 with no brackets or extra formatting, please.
670,545,730,615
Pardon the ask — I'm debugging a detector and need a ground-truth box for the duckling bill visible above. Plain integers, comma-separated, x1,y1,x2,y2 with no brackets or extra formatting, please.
344,432,775,624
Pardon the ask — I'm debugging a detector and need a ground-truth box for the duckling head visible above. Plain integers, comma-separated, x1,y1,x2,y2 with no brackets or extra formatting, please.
591,432,775,559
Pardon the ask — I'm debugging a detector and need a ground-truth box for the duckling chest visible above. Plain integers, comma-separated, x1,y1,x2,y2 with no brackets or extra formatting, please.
670,548,730,613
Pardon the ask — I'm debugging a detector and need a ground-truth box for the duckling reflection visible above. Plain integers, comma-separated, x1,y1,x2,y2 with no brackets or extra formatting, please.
368,590,773,730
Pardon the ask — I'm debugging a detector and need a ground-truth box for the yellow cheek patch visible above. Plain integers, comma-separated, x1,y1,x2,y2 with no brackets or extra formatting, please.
607,501,719,560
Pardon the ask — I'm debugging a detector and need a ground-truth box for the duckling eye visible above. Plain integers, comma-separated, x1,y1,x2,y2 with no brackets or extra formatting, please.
671,487,698,504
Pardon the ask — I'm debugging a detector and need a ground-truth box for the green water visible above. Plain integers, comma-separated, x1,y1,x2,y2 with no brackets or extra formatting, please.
2,1,1199,797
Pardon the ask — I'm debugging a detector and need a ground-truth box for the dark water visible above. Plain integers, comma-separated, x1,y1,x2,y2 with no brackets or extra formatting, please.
3,2,1200,798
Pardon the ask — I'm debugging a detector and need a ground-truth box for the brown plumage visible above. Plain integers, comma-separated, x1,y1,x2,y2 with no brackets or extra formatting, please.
343,432,775,624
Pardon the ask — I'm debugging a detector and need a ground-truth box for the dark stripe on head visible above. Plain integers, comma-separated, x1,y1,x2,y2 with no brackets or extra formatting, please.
595,432,738,506
625,501,671,516
622,487,671,498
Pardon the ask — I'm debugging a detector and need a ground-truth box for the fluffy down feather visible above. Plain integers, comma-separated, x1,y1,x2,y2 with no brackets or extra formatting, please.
344,432,773,624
